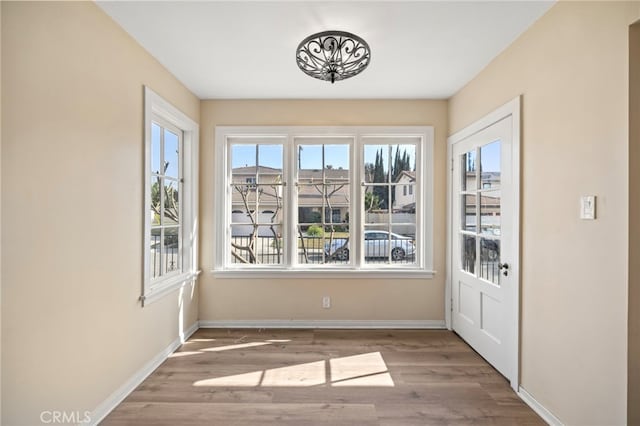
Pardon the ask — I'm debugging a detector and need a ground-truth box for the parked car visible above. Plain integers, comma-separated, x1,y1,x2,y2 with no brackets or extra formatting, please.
324,230,416,261
481,238,500,261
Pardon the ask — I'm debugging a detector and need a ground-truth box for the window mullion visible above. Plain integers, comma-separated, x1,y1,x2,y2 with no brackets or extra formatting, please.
159,129,165,275
387,146,392,264
178,130,184,274
287,136,295,268
354,136,361,268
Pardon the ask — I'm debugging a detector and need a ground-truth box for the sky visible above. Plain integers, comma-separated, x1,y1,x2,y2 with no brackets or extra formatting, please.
230,143,427,172
151,123,180,178
463,140,501,174
480,140,500,173
231,144,352,170
154,133,501,177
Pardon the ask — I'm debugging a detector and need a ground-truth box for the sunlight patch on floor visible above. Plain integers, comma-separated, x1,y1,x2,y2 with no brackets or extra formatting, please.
262,361,326,387
168,351,204,358
191,351,394,388
330,352,388,382
200,341,273,352
331,372,394,387
194,371,264,387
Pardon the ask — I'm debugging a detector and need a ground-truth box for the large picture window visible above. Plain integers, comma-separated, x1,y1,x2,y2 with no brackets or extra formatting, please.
215,127,433,277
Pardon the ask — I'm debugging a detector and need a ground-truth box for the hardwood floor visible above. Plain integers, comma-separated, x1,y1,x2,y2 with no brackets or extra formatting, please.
102,329,544,425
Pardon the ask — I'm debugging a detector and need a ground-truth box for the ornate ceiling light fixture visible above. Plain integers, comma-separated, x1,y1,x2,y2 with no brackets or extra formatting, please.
296,30,371,84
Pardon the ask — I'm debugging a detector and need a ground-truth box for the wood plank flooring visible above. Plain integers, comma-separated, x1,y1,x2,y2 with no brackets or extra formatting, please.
102,329,543,425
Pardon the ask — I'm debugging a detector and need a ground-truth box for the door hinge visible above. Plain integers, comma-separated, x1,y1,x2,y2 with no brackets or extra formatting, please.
450,158,454,172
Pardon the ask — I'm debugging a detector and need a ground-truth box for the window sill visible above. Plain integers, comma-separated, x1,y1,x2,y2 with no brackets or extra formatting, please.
141,270,201,306
211,268,435,279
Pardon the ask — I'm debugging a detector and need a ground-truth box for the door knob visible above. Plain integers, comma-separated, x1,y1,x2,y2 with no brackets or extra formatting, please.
499,263,509,276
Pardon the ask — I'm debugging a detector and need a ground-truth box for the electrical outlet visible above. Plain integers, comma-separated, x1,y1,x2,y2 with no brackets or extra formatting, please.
322,296,331,309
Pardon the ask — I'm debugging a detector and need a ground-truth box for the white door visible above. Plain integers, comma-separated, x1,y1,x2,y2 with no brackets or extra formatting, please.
449,101,520,389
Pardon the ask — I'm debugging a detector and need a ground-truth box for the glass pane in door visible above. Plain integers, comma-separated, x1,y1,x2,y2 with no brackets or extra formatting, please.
462,234,476,274
480,191,500,236
462,194,477,232
461,150,477,191
480,141,501,189
480,238,500,285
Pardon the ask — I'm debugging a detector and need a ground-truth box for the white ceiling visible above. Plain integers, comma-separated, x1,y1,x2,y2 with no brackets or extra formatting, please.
97,1,554,99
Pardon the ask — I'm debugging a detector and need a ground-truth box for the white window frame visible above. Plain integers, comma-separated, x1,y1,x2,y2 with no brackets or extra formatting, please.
143,86,199,305
214,126,434,279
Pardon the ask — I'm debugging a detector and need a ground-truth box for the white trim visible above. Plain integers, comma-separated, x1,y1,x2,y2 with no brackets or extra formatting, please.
143,86,199,305
199,320,446,329
445,137,453,330
88,321,199,426
518,387,564,426
211,269,435,279
446,96,521,391
449,98,519,142
510,97,522,391
140,273,199,306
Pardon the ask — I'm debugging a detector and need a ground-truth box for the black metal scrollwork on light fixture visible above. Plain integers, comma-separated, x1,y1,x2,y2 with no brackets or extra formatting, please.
296,31,371,84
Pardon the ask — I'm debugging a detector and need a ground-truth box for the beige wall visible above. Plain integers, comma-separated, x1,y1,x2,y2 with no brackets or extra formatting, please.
199,100,447,322
1,2,199,425
0,1,3,422
450,2,640,425
629,20,640,426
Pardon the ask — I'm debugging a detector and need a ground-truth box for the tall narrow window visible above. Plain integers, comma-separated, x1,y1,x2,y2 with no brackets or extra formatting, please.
144,87,199,305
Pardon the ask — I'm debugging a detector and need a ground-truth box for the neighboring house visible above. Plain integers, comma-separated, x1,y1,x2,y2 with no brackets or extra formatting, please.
462,170,501,233
393,171,416,212
464,171,501,191
231,166,350,235
298,168,350,225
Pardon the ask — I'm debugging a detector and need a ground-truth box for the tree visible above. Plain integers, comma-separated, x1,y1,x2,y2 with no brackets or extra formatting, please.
151,161,179,225
364,190,380,212
390,145,412,206
364,162,375,183
391,145,412,182
231,175,283,264
467,153,475,173
372,148,388,209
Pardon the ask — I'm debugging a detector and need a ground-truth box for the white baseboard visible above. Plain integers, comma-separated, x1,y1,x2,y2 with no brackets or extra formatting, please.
518,387,563,426
198,319,446,329
88,321,199,426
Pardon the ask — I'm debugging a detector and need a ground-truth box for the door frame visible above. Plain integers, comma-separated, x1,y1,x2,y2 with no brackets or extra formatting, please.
446,96,521,391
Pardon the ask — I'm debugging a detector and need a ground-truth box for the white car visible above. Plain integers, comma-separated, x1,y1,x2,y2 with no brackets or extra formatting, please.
324,230,416,261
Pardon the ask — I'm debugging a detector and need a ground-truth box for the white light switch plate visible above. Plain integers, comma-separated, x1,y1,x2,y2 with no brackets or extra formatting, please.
580,195,596,220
